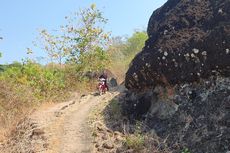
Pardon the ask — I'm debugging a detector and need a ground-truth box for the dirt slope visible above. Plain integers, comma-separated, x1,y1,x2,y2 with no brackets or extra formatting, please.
0,90,120,153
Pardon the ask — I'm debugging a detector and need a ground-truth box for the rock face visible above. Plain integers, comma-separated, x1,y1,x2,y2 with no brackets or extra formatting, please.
125,0,230,90
123,77,230,153
146,78,230,153
123,0,230,153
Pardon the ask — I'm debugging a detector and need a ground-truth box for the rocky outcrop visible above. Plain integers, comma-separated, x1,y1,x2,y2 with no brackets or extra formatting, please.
123,77,230,153
123,0,230,153
125,0,230,90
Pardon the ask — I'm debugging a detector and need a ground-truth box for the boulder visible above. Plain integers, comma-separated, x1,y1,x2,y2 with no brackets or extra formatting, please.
125,0,230,90
123,1,230,152
109,78,118,87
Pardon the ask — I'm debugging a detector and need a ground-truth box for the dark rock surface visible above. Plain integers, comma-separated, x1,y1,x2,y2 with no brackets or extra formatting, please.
123,77,230,153
108,77,118,87
123,0,230,153
125,0,230,90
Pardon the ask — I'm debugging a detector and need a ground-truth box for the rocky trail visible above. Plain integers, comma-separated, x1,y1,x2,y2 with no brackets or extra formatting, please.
0,89,121,153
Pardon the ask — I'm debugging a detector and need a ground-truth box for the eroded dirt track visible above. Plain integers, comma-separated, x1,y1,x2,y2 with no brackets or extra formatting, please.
0,91,119,153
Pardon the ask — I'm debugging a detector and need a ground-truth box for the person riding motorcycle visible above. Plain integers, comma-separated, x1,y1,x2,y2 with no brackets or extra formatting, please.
98,73,109,91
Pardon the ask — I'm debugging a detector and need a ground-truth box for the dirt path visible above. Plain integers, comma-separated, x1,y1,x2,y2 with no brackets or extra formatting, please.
39,92,119,153
1,89,119,153
0,90,119,153
59,95,95,153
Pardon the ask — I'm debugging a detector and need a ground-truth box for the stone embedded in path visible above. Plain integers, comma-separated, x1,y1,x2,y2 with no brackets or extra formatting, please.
102,141,114,149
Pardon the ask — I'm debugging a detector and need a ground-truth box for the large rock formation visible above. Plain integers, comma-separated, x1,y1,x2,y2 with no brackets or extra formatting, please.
125,0,230,90
123,0,230,153
123,77,230,153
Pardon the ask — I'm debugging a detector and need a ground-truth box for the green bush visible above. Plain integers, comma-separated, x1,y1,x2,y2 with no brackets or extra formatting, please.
0,61,67,100
125,132,145,151
182,148,191,153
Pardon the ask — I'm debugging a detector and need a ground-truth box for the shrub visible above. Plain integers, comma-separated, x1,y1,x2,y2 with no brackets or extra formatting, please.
0,61,68,100
125,132,145,151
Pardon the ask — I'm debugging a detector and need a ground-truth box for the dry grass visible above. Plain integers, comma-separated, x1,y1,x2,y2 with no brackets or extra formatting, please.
0,81,37,141
0,74,97,142
0,77,58,143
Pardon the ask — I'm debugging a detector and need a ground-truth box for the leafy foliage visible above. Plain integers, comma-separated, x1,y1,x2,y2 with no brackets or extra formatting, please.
65,4,110,62
36,4,110,74
36,30,69,65
124,31,148,57
107,30,148,81
0,60,67,99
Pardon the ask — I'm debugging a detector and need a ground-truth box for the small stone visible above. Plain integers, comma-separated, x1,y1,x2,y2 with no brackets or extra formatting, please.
226,49,229,54
158,48,163,53
164,51,168,56
32,129,45,136
184,53,190,57
202,51,207,56
191,53,195,58
95,143,100,148
126,149,135,153
132,73,138,79
218,8,223,14
102,134,109,140
193,48,199,54
145,63,151,67
103,141,114,149
43,143,49,148
114,131,121,136
97,147,104,152
106,129,113,133
97,126,104,131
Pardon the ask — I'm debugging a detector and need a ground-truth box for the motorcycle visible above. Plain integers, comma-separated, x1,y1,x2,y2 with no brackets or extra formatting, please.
98,79,108,95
